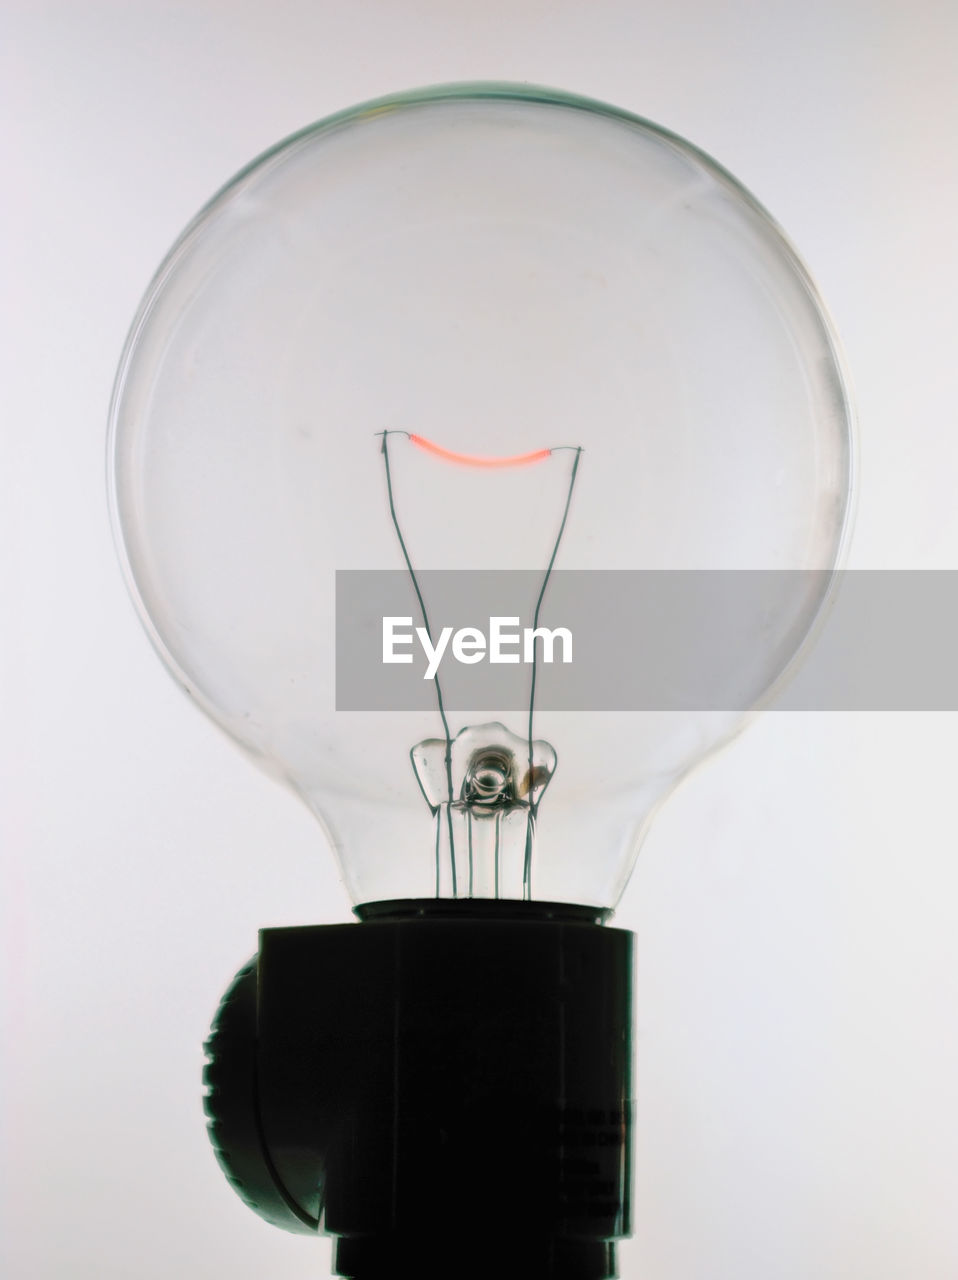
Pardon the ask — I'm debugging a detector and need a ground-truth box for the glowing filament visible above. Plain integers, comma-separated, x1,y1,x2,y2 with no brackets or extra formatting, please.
409,433,551,469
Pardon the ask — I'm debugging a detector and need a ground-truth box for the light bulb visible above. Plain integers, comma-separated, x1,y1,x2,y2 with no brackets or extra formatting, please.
108,83,852,917
108,84,853,1278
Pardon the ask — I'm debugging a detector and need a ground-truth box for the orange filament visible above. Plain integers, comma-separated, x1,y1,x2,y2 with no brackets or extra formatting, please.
408,434,551,469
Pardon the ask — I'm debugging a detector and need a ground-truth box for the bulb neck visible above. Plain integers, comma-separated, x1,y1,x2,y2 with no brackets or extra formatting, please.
354,897,612,925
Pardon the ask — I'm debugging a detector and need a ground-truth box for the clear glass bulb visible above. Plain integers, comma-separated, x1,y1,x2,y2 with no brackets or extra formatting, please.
108,83,853,912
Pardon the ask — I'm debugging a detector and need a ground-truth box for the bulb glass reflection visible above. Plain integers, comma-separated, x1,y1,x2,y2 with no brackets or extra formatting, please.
108,84,853,911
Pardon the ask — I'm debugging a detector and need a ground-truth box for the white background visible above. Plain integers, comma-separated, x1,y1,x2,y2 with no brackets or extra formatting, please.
3,3,957,1277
